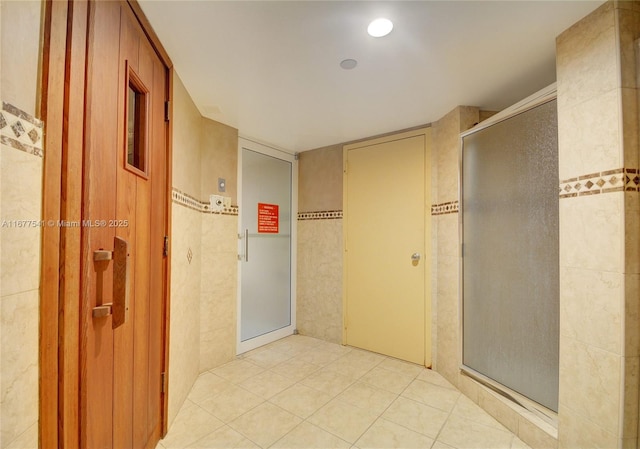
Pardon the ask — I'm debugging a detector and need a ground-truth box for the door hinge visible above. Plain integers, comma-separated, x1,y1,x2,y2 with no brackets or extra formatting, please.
164,101,171,122
163,236,169,257
161,372,167,393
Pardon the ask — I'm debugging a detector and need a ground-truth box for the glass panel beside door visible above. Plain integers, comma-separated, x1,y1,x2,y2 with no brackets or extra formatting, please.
238,139,297,354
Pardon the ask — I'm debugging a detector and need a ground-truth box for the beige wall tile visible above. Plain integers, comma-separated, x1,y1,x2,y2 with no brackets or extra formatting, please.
559,194,624,273
479,110,499,123
614,0,640,13
168,204,202,425
0,290,39,446
298,144,343,213
517,415,558,449
616,6,640,89
172,74,202,198
457,374,479,403
200,118,238,205
200,326,236,371
621,88,639,170
5,421,37,449
558,404,618,449
626,274,640,357
436,213,459,259
1,3,43,447
459,106,481,134
434,281,457,375
555,3,640,446
434,114,460,204
475,387,520,436
436,254,458,301
430,106,479,388
558,336,621,435
200,214,238,371
201,213,238,254
432,106,478,204
626,192,640,274
430,131,439,205
0,145,43,297
296,219,343,344
622,356,639,439
557,89,622,179
559,266,623,355
556,2,617,111
0,0,41,116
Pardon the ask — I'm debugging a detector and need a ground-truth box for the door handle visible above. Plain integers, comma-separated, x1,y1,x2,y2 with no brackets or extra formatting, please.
244,228,249,262
112,236,130,328
92,236,130,328
411,253,421,261
92,303,112,318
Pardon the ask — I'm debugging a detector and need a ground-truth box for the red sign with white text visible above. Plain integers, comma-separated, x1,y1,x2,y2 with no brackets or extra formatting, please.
258,203,279,233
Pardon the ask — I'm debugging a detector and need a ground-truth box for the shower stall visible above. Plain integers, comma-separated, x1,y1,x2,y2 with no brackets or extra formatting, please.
460,86,560,415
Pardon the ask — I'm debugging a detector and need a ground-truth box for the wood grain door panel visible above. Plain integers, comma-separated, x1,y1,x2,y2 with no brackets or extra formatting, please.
81,2,168,448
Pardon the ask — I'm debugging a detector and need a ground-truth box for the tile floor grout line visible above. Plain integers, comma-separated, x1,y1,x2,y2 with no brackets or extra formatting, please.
161,336,531,449
430,389,463,448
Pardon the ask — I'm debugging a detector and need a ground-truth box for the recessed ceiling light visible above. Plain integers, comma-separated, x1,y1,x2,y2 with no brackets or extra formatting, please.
340,59,358,70
368,18,393,37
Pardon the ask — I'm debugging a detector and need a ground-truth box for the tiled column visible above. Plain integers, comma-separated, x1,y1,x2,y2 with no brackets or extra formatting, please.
431,106,479,384
0,102,43,448
168,75,203,424
296,145,344,344
199,118,239,372
169,76,241,422
556,1,640,447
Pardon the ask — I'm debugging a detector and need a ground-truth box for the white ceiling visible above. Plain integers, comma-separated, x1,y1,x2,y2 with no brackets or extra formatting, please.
138,1,604,153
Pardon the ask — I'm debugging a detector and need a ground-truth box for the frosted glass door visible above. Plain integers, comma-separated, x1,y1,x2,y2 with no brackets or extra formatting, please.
461,99,559,412
239,146,293,350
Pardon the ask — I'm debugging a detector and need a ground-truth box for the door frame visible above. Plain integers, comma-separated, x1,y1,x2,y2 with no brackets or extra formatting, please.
39,1,173,447
236,136,298,354
342,128,432,366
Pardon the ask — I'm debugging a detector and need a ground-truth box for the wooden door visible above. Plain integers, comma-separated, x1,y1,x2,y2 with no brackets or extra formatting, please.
81,2,168,448
344,129,431,365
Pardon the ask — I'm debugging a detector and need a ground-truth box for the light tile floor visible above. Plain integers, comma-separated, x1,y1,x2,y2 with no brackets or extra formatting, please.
156,335,532,449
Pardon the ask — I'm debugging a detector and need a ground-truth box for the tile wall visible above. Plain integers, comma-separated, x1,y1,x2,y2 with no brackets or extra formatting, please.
168,76,203,425
297,146,344,344
556,1,640,447
430,106,479,386
1,1,42,447
169,75,239,425
0,102,42,449
297,213,344,344
0,111,42,446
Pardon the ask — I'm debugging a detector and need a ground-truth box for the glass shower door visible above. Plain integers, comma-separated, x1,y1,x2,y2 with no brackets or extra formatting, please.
238,140,296,353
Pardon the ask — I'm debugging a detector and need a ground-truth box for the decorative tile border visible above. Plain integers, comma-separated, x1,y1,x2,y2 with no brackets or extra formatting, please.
431,201,459,215
172,188,238,215
0,102,44,157
559,168,639,198
300,204,461,218
298,210,343,220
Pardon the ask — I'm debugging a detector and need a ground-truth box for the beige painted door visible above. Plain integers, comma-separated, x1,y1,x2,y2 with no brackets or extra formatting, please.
344,129,431,366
